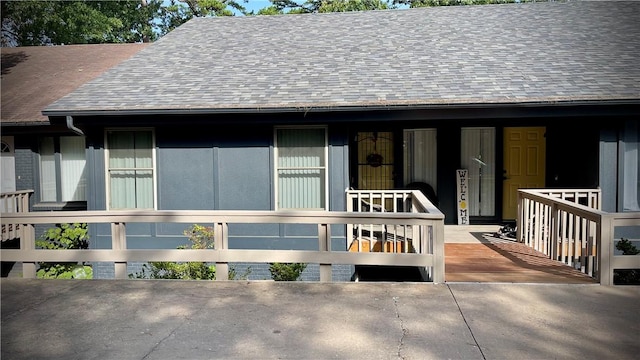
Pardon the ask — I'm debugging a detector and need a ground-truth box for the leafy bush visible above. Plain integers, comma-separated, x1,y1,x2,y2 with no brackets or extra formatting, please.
130,224,215,280
182,224,216,250
613,238,640,285
129,224,251,280
35,223,92,279
269,262,307,281
132,260,216,280
229,266,252,280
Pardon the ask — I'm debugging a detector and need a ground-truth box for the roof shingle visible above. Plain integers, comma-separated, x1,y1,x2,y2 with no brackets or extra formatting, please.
43,1,640,116
1,43,148,124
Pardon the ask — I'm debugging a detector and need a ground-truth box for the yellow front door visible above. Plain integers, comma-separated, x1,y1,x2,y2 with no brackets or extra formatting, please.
502,127,546,220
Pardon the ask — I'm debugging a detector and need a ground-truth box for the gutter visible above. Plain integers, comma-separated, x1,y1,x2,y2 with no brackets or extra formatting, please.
66,116,85,136
42,99,640,118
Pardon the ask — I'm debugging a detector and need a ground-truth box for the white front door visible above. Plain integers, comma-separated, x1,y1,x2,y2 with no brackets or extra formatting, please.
1,136,16,193
461,127,496,217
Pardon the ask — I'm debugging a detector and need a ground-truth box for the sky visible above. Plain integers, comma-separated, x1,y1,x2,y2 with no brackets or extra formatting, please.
166,1,408,16
242,0,273,13
237,0,409,14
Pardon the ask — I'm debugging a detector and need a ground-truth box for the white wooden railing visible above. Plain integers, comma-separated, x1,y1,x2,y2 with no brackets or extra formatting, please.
1,190,445,283
518,189,640,285
345,189,444,280
1,190,33,241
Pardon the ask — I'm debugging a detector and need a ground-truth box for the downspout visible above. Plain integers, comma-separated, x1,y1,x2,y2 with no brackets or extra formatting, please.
66,116,85,136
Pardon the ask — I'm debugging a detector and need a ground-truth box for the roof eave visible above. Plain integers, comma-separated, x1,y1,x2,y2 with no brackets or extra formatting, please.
42,99,640,118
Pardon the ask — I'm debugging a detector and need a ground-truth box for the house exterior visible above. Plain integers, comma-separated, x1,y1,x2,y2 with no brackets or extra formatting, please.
2,1,639,280
1,43,149,202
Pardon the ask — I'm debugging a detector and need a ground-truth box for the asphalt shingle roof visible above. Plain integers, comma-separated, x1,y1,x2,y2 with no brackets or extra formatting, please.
43,1,640,116
1,43,148,124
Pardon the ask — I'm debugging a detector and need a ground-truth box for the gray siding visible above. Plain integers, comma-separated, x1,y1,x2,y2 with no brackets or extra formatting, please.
600,128,618,213
86,124,351,279
217,146,271,210
157,147,215,210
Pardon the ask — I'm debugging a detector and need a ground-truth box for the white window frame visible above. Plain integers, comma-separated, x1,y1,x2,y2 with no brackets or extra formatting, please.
1,136,16,193
37,135,87,203
104,128,157,210
274,126,329,211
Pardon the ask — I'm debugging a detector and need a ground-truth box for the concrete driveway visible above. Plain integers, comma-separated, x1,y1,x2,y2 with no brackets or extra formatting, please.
2,279,639,359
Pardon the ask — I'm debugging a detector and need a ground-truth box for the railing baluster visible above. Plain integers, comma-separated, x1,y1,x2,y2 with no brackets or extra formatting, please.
517,189,640,286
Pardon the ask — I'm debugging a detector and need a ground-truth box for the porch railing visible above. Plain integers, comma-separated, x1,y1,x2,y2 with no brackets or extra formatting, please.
517,189,640,285
1,190,445,283
1,190,33,242
345,189,445,280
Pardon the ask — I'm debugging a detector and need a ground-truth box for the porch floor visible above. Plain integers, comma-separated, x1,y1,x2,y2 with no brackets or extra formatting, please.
444,225,597,284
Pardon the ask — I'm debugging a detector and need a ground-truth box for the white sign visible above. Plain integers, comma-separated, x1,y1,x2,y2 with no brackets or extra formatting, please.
456,169,469,225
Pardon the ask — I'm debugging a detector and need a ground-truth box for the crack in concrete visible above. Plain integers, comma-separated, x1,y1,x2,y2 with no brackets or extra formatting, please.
392,296,407,359
446,284,486,360
140,317,190,360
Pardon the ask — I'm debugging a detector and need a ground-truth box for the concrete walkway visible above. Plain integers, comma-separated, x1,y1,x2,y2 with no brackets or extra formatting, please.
2,279,639,360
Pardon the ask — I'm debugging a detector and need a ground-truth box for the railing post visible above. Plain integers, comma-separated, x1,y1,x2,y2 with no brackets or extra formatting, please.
432,221,445,284
597,215,614,285
21,192,30,212
517,191,523,243
215,222,229,280
318,223,332,282
112,222,127,279
346,191,355,251
21,223,36,278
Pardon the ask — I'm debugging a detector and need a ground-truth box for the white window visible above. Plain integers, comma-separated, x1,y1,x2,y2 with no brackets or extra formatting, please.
1,136,16,193
106,129,155,210
38,136,87,202
461,127,496,217
275,127,327,210
404,128,437,191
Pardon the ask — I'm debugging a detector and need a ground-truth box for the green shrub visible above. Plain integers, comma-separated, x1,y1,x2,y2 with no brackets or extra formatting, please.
35,223,92,279
129,224,251,280
132,260,217,280
182,224,216,250
229,265,252,280
130,224,215,280
269,262,307,281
